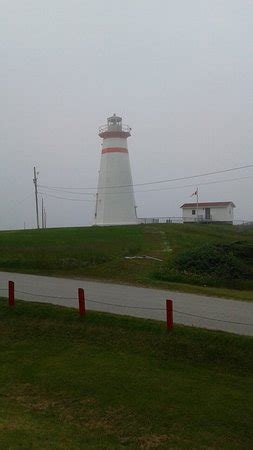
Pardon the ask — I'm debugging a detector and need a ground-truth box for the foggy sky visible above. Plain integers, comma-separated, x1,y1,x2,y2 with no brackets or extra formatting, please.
1,0,253,229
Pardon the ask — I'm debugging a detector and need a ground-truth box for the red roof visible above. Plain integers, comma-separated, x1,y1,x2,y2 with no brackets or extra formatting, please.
181,202,235,208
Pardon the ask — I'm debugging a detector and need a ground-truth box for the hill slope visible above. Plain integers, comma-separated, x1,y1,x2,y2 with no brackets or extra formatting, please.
0,224,252,298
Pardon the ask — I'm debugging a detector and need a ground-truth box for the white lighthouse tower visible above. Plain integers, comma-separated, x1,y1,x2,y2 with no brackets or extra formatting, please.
94,114,137,226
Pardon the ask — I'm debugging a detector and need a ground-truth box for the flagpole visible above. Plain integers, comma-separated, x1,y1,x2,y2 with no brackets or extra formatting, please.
196,188,199,223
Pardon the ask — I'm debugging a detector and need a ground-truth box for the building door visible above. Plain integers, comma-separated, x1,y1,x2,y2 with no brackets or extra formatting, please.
205,208,211,220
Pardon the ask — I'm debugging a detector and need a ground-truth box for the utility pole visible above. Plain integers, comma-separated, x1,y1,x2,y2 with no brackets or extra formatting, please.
43,201,46,229
41,197,44,229
33,166,40,229
42,199,47,229
196,187,199,223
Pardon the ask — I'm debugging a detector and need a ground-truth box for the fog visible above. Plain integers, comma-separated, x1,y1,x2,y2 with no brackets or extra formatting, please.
1,0,252,229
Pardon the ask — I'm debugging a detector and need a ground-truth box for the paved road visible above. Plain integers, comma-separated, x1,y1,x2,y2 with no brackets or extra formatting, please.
0,271,252,336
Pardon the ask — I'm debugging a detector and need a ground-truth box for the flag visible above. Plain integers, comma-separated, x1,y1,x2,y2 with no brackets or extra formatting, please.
191,188,198,197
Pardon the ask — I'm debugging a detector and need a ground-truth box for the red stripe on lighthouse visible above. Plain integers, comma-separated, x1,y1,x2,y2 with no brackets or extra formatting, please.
102,147,128,154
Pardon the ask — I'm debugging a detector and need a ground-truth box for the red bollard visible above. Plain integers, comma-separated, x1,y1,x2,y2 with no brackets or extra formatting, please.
9,281,15,306
78,288,86,316
166,299,173,329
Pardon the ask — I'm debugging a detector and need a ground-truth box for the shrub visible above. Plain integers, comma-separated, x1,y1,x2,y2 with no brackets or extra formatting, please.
173,242,250,279
152,241,252,288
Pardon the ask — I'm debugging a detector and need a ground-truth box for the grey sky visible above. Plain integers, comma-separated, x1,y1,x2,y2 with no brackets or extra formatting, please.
1,0,252,229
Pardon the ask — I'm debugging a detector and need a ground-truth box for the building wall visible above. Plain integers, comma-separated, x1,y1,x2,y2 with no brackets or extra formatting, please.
95,136,137,226
101,137,127,148
182,205,234,223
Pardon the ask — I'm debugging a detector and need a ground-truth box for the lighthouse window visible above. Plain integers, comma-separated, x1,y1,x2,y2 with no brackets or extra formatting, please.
192,210,196,215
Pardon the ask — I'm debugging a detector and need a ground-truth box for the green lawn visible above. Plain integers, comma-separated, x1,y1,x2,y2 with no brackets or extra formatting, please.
0,299,252,449
0,224,252,300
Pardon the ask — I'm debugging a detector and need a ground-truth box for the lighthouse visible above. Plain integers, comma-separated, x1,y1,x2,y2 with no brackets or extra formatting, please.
94,114,138,226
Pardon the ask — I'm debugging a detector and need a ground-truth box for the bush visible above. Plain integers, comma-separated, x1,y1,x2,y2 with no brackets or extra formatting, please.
151,241,252,289
230,241,253,262
173,243,248,279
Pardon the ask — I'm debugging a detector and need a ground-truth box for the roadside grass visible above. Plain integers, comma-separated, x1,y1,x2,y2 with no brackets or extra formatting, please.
0,224,252,300
0,299,252,449
141,279,253,301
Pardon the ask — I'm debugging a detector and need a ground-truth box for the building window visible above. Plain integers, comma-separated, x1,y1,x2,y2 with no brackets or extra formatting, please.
192,210,196,215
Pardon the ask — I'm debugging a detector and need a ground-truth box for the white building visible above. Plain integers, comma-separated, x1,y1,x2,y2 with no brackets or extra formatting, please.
94,114,137,226
181,202,235,224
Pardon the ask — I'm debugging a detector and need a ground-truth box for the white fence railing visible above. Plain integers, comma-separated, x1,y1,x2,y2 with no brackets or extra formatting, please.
99,124,131,134
138,217,183,224
138,217,252,225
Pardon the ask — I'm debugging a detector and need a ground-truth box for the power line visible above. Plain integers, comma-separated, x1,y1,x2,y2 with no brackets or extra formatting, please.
9,193,34,208
38,186,95,196
131,163,253,188
38,192,95,202
39,174,253,197
134,175,253,194
37,163,253,191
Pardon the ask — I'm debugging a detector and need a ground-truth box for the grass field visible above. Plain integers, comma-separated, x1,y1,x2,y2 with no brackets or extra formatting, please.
0,223,252,300
0,299,252,449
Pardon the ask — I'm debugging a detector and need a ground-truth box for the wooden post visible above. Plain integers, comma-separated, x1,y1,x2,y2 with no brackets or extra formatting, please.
78,288,86,316
166,299,173,329
8,281,15,306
